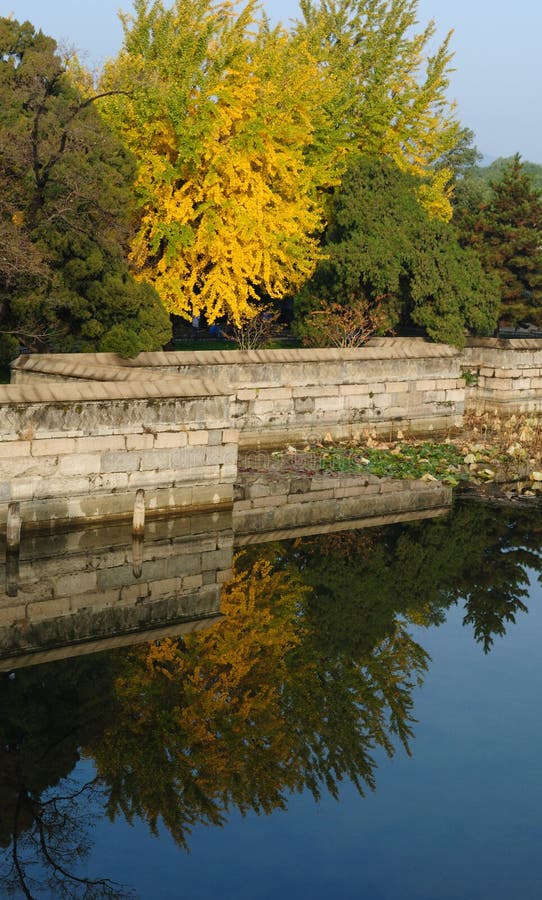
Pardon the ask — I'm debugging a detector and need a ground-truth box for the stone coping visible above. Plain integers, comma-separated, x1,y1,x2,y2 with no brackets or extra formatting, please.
465,337,542,350
0,377,231,405
11,338,459,379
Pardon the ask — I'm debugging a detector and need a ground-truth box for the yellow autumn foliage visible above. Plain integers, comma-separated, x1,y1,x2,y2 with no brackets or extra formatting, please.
100,0,463,327
103,1,336,325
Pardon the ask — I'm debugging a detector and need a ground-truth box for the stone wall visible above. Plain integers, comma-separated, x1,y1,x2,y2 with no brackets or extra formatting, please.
12,339,465,447
234,466,452,543
7,337,542,528
0,379,236,526
462,338,542,414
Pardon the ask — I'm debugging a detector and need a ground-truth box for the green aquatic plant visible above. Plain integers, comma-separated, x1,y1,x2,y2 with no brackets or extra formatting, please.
315,442,465,483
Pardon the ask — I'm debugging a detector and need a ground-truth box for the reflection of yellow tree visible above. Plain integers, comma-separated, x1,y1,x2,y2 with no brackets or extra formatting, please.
90,547,428,849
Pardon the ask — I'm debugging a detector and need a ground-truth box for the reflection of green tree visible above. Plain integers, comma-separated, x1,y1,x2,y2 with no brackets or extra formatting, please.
0,656,130,898
288,501,542,655
398,501,542,652
90,548,429,849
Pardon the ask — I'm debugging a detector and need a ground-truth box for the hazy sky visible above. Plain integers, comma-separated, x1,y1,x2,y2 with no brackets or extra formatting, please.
5,0,542,163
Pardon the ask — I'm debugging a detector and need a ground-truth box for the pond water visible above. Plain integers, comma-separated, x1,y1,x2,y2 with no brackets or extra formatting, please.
1,498,541,899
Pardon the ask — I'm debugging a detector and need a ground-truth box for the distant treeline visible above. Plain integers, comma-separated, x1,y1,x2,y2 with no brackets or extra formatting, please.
468,157,542,197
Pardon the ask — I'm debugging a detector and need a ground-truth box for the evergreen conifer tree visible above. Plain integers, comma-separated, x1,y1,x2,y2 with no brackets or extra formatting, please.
459,155,542,326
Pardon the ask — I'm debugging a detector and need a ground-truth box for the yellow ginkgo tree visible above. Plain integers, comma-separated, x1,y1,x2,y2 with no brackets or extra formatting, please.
102,0,336,325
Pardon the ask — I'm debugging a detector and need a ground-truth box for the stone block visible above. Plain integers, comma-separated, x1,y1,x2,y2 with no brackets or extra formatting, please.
188,430,209,445
127,468,182,489
101,451,141,473
31,437,76,456
237,389,259,400
27,597,72,621
90,472,130,491
147,485,194,509
201,548,233,571
216,568,233,584
58,453,99,477
512,378,532,390
154,431,188,449
292,385,340,398
70,587,121,612
258,388,292,400
182,574,204,590
33,476,91,500
316,396,343,411
139,450,173,471
205,445,227,466
166,554,203,578
54,570,98,598
288,489,334,503
251,399,280,415
0,456,57,480
0,604,28,627
444,389,465,402
125,433,155,451
170,446,207,469
0,441,31,459
207,429,224,446
386,381,413,393
294,397,315,414
336,383,363,396
251,494,288,508
74,435,126,453
8,477,42,501
192,483,233,506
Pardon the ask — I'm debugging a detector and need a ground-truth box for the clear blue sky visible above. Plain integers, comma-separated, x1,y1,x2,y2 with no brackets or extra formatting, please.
5,0,542,163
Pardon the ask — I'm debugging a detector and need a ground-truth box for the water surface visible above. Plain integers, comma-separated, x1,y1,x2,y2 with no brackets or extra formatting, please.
1,499,541,899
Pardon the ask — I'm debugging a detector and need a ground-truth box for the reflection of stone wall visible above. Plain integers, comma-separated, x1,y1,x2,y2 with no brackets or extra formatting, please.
0,511,233,669
0,379,236,526
234,468,452,543
0,472,452,669
462,338,542,413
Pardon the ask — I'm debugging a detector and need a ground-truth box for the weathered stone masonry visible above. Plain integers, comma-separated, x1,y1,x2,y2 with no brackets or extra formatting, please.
0,378,237,526
3,336,542,527
12,338,466,447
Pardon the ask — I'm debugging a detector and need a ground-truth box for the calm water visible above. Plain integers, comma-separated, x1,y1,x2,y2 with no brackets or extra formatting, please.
1,499,541,899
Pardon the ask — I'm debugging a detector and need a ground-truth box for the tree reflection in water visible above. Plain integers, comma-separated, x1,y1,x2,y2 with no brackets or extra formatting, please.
0,500,541,896
91,548,429,849
0,657,131,898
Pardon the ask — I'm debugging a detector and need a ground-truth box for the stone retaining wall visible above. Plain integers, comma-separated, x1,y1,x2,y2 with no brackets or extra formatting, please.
0,379,236,526
6,338,542,527
233,467,452,543
462,338,542,413
0,476,450,667
12,339,465,447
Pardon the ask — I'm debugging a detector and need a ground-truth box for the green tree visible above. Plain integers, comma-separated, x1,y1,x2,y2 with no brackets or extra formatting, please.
0,17,171,360
457,155,542,326
295,155,499,347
